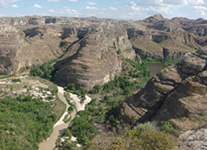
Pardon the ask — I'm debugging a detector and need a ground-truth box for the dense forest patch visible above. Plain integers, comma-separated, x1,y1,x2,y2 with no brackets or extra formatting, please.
0,96,57,150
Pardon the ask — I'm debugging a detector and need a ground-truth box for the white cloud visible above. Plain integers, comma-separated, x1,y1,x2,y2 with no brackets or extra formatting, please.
49,7,79,16
131,1,140,11
69,0,77,1
187,0,205,5
109,7,117,11
86,6,97,10
0,0,19,7
193,5,207,16
87,2,96,5
127,0,207,20
137,0,163,6
48,0,59,2
33,4,42,8
11,4,18,8
162,0,205,5
193,6,207,10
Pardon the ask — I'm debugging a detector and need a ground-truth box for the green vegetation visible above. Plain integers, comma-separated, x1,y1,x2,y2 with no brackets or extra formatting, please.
89,85,101,94
68,105,74,114
11,79,21,83
0,74,14,79
117,49,121,55
86,122,177,150
61,76,139,146
30,62,55,80
64,83,87,98
63,114,72,123
29,53,178,149
59,57,179,149
104,76,137,93
124,59,150,84
29,42,70,80
0,96,56,150
161,121,174,133
127,122,177,150
69,111,99,144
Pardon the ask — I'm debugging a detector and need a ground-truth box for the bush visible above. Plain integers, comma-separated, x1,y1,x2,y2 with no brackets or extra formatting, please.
160,121,174,133
68,106,74,114
66,83,76,91
88,99,96,106
127,122,177,150
90,85,101,94
86,122,177,150
117,49,121,55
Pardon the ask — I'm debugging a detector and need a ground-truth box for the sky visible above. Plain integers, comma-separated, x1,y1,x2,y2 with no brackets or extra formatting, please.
0,0,207,20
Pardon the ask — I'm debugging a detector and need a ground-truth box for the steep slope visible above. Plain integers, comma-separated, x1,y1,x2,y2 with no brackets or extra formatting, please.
0,18,75,74
120,48,207,133
1,15,207,90
54,22,135,90
125,14,201,60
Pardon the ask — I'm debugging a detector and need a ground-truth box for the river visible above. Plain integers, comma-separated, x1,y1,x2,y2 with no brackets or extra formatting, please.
38,86,75,150
39,86,91,150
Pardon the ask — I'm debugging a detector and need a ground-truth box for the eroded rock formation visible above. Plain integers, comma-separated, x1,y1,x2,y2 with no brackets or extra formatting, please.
1,15,207,89
54,22,135,90
120,48,207,133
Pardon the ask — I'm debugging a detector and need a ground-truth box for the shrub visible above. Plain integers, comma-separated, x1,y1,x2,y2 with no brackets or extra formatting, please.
127,122,177,150
160,121,174,133
90,85,101,94
117,49,121,55
66,83,76,91
68,106,74,114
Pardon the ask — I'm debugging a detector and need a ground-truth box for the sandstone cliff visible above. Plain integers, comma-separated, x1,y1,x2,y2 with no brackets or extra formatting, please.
120,48,207,133
126,14,202,61
54,22,135,90
1,15,207,90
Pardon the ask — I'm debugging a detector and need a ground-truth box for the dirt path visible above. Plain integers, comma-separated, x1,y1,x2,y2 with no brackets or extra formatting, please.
38,86,76,150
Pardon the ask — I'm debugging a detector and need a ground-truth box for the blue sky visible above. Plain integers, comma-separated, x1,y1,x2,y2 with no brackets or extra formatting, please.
0,0,207,20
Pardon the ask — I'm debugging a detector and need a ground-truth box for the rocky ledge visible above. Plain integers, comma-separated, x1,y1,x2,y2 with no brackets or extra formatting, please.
120,48,207,133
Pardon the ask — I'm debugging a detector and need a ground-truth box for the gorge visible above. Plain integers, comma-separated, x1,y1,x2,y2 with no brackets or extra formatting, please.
1,14,207,150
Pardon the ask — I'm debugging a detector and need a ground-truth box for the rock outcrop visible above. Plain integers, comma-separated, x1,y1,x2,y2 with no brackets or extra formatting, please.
54,22,135,90
1,15,207,89
126,14,202,61
178,124,207,150
120,48,207,133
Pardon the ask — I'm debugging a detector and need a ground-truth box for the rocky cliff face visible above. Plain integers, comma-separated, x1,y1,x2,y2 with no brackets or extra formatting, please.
0,16,84,74
1,15,207,89
120,48,207,133
53,22,135,90
126,14,202,61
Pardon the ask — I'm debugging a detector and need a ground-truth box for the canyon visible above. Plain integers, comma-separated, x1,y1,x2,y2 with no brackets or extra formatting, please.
1,14,207,150
1,14,207,90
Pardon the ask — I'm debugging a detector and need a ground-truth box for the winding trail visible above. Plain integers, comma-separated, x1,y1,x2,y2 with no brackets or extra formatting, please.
38,86,76,150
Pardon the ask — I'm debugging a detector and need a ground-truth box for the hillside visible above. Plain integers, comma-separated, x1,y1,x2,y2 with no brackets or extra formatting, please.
1,15,207,150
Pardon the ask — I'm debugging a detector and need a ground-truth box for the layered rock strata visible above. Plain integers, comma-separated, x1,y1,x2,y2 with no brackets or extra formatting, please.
120,48,207,133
